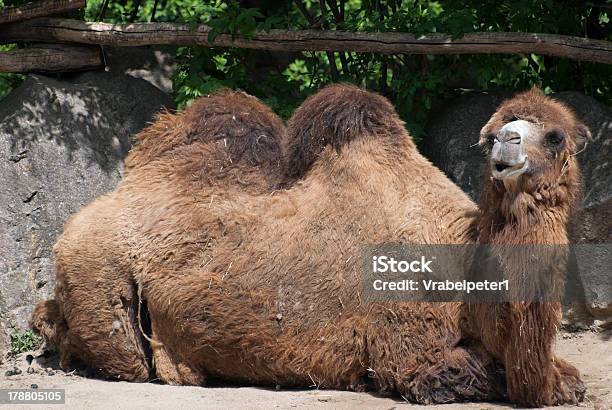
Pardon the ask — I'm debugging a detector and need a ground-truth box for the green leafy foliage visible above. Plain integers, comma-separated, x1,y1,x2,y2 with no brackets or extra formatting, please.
159,0,612,141
172,46,307,119
9,330,41,355
206,1,264,42
0,73,24,100
0,45,25,100
84,0,221,24
1,0,611,142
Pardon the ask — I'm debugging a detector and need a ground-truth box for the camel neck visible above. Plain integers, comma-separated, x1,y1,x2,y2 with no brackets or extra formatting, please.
477,178,575,245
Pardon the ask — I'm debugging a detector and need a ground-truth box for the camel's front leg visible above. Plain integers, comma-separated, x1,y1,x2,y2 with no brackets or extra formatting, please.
550,356,586,405
503,302,584,406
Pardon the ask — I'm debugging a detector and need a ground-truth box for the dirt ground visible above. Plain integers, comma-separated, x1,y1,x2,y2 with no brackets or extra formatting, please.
1,331,610,410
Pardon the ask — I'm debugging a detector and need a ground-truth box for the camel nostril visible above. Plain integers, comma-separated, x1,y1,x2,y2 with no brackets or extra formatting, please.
495,163,510,173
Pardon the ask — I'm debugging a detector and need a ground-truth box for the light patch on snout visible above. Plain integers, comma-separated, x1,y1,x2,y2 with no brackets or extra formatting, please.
491,120,533,180
499,120,534,142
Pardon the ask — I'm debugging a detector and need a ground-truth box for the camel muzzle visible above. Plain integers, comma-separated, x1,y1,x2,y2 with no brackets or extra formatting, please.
491,120,531,180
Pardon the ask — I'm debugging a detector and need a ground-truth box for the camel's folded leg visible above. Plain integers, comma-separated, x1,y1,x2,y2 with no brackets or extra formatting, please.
148,324,206,385
273,308,504,402
42,201,152,381
359,317,504,404
392,344,505,404
140,274,264,386
32,279,151,381
50,270,151,381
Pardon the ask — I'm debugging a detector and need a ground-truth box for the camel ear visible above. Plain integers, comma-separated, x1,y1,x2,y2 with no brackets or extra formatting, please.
576,123,592,141
478,129,495,148
478,114,499,148
575,123,592,152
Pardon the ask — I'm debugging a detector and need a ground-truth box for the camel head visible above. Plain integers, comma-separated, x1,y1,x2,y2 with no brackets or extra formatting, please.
478,87,591,191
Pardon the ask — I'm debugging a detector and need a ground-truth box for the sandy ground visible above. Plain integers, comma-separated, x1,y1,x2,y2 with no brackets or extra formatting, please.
1,331,610,410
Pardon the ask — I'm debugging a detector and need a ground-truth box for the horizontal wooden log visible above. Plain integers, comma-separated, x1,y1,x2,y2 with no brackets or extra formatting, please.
0,1,85,25
1,18,612,65
0,44,102,73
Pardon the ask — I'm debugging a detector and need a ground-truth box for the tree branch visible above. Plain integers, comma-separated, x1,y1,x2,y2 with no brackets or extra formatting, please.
326,0,350,75
0,44,102,73
96,0,110,21
1,18,612,65
130,0,142,23
294,0,316,26
325,0,341,23
317,0,339,79
151,0,160,23
0,1,85,25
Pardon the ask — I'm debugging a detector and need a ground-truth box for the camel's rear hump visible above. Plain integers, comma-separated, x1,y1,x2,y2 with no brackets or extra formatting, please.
284,83,413,178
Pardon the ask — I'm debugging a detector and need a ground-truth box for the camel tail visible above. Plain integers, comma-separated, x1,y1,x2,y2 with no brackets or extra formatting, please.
30,299,68,352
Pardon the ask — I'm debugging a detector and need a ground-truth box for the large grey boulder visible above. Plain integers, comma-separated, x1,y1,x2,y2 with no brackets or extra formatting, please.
556,92,612,245
422,92,509,200
423,91,612,318
0,72,174,355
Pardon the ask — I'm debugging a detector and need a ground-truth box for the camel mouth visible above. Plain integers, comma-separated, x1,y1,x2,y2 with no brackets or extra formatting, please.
495,163,511,173
491,159,528,180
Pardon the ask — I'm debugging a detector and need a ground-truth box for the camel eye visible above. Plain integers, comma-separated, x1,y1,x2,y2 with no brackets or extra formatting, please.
504,115,519,123
546,129,565,148
485,133,496,148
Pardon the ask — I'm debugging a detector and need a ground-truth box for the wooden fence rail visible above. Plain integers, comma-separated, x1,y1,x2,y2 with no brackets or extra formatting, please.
0,1,85,25
1,17,612,73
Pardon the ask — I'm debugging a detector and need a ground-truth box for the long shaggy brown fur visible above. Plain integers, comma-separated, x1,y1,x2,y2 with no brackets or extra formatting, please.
30,85,585,406
284,85,407,178
463,87,588,407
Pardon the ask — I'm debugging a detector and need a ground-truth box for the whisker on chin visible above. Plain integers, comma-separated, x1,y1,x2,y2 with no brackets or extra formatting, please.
558,142,588,182
570,141,588,158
